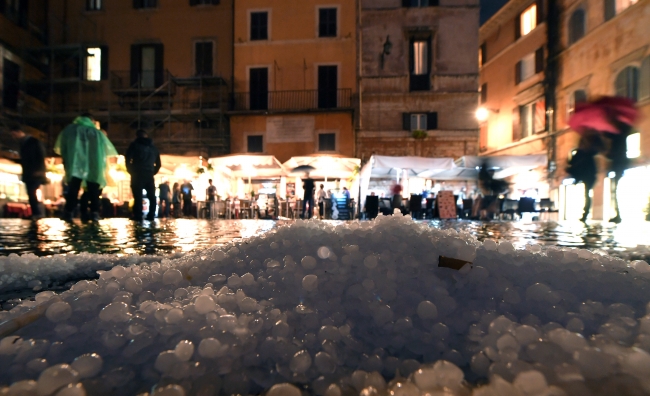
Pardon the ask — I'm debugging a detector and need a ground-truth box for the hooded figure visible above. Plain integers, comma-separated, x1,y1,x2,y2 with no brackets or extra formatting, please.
125,129,161,221
54,114,117,222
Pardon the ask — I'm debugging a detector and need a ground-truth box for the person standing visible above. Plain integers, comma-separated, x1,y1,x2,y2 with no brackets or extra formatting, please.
316,184,327,219
300,173,315,219
567,130,604,223
603,120,632,223
206,179,217,218
125,129,161,221
158,180,171,218
8,123,47,220
54,113,117,222
181,180,194,217
172,182,181,217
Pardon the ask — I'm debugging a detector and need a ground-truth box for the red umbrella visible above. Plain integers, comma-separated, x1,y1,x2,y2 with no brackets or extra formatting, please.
592,96,639,125
569,103,619,134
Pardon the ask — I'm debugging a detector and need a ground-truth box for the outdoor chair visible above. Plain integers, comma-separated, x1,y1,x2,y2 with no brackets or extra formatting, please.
517,197,538,216
461,199,473,218
501,199,518,220
425,198,435,219
409,194,423,219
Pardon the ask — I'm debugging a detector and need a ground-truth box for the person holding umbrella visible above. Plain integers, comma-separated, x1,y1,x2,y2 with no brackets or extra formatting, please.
566,130,604,222
568,96,639,223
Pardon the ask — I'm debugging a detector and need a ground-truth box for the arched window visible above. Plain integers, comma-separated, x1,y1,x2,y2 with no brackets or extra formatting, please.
568,8,586,44
615,66,639,100
640,56,650,101
568,89,587,117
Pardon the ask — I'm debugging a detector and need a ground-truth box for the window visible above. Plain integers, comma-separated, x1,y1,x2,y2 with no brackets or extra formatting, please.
627,133,641,158
318,8,337,38
318,133,336,152
413,41,428,75
403,113,438,130
615,66,639,100
640,56,650,101
195,41,213,76
410,38,431,91
190,0,219,5
130,44,164,88
250,12,268,41
133,0,157,9
568,8,586,44
402,0,439,7
520,4,537,36
479,43,487,67
605,0,638,20
2,0,28,27
247,135,263,153
87,0,102,10
517,52,536,83
480,83,488,104
86,47,102,81
567,89,587,117
518,98,545,139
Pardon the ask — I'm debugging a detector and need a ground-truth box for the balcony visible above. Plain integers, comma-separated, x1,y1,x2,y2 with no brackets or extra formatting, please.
231,89,352,112
110,70,174,95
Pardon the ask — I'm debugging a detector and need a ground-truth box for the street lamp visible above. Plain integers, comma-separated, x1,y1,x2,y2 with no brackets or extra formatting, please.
476,107,499,122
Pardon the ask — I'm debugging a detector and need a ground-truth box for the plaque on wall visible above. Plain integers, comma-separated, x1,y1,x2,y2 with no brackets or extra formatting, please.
436,191,457,219
266,116,315,143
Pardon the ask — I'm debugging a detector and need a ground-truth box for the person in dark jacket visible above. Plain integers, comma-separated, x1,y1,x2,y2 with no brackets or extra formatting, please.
8,123,47,219
125,129,161,221
181,180,194,217
566,130,604,223
603,121,632,223
158,180,171,218
300,173,315,219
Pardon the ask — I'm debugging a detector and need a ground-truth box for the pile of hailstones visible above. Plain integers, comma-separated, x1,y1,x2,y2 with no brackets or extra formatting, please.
2,213,650,395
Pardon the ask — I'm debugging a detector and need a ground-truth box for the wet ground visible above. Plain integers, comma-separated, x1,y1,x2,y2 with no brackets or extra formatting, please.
0,217,649,260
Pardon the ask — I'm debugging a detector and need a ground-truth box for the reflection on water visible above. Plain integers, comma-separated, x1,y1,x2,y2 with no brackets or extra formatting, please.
0,218,649,259
0,218,283,257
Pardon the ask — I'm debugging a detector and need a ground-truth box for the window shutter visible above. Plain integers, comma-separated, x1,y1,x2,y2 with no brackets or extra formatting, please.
535,47,544,74
18,0,28,27
640,57,650,101
133,0,143,9
480,83,487,104
431,0,440,5
402,0,410,7
515,61,521,84
515,13,521,40
190,0,198,5
212,0,220,4
154,43,164,86
100,45,109,81
536,0,544,24
402,113,411,130
426,112,438,130
0,1,5,14
512,107,521,141
130,44,141,86
408,38,414,74
604,0,616,21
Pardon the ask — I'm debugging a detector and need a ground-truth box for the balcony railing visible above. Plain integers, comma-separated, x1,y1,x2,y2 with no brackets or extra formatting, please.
110,70,173,93
231,89,352,112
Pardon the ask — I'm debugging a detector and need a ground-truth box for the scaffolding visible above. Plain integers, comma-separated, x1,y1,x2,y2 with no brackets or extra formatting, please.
18,12,230,157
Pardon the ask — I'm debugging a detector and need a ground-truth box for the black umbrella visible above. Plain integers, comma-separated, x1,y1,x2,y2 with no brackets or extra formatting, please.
291,165,316,174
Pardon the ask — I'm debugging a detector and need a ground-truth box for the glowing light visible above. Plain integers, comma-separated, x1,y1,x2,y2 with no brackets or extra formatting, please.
476,107,489,122
46,172,63,183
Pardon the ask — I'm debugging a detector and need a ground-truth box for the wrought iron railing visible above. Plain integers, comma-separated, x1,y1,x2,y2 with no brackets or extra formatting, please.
231,88,352,111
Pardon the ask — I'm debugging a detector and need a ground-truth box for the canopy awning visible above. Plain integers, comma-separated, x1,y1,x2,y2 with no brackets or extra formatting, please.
209,154,287,179
0,159,22,175
431,154,548,181
283,154,361,180
361,155,456,179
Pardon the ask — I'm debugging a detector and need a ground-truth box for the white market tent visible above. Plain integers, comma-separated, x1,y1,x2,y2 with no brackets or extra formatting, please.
419,155,548,180
359,155,456,209
209,154,287,179
283,155,361,180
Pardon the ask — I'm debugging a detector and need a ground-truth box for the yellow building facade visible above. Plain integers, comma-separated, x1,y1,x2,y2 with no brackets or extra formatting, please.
231,0,356,163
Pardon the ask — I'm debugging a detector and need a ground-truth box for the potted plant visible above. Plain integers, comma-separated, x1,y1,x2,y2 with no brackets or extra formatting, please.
411,129,427,139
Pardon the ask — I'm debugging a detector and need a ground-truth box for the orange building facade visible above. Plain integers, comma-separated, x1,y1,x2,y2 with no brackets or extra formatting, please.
229,0,356,163
22,0,234,156
479,0,650,221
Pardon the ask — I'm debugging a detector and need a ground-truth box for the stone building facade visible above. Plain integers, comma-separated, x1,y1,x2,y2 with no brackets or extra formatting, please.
356,0,480,162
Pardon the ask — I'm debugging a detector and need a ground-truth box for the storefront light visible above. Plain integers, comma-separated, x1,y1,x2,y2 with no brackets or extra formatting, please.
627,133,641,158
562,178,575,185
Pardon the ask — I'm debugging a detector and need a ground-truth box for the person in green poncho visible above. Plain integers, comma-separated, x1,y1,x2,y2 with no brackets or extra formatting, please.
54,113,117,222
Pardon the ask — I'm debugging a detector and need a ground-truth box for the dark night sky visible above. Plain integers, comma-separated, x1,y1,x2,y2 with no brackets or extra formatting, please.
481,0,509,25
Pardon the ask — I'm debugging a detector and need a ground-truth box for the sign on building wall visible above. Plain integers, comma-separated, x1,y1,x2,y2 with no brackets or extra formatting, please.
266,116,315,143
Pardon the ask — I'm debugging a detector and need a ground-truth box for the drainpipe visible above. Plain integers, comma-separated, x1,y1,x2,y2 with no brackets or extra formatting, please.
544,0,561,191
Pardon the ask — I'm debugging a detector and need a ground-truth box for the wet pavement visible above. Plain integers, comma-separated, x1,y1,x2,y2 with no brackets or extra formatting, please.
0,217,648,260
